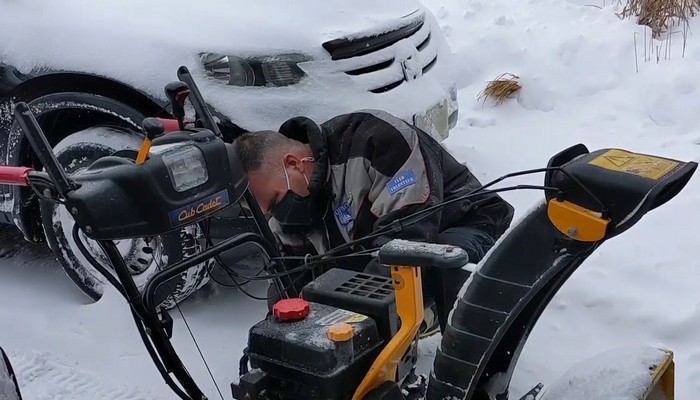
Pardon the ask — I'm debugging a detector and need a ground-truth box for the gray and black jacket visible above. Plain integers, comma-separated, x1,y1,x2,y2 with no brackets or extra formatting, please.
268,110,515,267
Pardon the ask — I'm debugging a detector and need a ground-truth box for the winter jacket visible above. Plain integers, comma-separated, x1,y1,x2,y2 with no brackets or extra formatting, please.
268,109,515,267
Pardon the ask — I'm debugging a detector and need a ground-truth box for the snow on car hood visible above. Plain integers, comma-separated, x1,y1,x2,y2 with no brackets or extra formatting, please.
0,0,423,76
0,0,442,132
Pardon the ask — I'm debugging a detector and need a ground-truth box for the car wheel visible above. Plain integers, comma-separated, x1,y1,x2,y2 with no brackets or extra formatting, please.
39,125,211,309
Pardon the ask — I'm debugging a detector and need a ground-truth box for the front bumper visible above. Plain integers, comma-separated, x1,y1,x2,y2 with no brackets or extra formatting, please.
413,88,459,141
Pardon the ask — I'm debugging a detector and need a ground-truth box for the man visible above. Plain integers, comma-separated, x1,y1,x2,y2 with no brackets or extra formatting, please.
233,109,514,335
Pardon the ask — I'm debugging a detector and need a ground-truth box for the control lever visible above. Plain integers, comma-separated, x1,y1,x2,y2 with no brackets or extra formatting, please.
176,66,221,136
135,117,165,165
164,81,190,130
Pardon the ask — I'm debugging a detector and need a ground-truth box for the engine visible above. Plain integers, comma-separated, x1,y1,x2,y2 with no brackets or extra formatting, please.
232,268,417,400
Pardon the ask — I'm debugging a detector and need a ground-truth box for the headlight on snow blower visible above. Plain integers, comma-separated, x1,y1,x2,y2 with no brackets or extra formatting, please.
160,144,209,192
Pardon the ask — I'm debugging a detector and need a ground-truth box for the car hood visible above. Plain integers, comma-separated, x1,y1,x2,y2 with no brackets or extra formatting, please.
0,0,438,132
0,0,424,59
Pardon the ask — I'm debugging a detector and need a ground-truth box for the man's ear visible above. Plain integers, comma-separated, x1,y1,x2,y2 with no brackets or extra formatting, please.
282,153,301,169
279,116,328,194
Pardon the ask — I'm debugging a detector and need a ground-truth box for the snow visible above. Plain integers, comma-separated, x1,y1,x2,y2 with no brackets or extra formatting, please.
0,0,421,60
1,0,700,399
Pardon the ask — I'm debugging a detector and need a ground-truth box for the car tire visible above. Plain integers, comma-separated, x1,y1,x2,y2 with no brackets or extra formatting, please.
39,125,211,309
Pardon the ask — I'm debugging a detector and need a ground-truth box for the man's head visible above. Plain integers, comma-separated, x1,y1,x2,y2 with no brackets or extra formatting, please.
233,130,317,215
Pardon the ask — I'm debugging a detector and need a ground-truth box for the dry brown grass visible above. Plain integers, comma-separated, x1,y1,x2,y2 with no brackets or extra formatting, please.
477,73,521,106
619,0,700,37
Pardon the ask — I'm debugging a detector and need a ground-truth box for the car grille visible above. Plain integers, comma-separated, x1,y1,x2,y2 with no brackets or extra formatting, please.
321,10,438,94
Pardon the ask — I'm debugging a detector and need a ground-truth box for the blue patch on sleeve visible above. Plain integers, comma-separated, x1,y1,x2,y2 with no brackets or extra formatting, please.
334,202,353,226
387,170,417,195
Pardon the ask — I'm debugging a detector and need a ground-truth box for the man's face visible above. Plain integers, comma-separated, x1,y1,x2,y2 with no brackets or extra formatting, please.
247,152,315,215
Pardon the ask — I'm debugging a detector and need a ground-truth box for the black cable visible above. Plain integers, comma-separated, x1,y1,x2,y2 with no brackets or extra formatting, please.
201,242,379,301
215,249,380,284
129,306,192,400
71,223,128,299
198,183,555,298
369,184,559,241
74,182,554,304
66,162,606,305
203,219,259,286
169,283,225,400
208,258,265,288
199,210,272,288
197,208,322,300
151,250,225,400
74,225,195,399
226,257,355,281
468,165,607,211
27,176,63,203
231,265,318,301
205,261,309,301
285,183,557,262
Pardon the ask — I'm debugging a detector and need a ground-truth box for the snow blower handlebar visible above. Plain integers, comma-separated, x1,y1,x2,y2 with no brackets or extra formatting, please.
13,102,77,198
177,65,221,136
0,104,84,208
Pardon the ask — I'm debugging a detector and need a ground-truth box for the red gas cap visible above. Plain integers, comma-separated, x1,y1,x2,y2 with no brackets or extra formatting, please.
272,298,310,321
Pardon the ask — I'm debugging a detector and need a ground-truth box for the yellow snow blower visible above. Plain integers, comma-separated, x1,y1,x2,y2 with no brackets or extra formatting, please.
0,67,690,400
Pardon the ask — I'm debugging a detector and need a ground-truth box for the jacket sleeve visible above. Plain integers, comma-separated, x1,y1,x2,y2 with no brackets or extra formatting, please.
352,110,445,249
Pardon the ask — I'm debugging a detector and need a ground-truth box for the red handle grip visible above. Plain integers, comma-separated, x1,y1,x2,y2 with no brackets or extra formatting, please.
0,166,33,186
157,118,181,133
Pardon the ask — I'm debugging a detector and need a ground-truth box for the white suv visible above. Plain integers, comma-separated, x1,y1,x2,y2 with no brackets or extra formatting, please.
1,0,458,139
196,1,459,139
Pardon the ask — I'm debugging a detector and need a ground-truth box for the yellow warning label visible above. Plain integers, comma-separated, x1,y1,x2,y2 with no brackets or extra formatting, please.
344,313,368,323
588,149,679,180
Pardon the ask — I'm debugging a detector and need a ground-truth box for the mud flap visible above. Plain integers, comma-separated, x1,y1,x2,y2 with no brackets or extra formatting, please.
536,346,674,400
0,346,22,400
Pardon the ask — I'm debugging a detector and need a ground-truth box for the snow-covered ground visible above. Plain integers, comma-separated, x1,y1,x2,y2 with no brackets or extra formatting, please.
2,0,700,399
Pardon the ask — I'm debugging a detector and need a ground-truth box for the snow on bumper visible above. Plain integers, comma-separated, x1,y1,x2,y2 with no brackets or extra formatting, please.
204,75,458,140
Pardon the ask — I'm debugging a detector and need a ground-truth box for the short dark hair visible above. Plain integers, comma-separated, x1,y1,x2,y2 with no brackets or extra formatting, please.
233,130,305,172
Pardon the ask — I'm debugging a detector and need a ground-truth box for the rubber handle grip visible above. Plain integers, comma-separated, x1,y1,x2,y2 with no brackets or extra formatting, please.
0,166,33,186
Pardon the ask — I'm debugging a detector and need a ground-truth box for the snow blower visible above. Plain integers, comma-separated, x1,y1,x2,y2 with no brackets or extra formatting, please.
0,67,693,400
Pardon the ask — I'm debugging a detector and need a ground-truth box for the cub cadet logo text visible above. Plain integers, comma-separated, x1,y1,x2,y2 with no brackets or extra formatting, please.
178,196,223,222
169,189,230,227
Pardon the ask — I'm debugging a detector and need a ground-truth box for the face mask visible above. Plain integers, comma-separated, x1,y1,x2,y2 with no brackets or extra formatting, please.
272,157,319,235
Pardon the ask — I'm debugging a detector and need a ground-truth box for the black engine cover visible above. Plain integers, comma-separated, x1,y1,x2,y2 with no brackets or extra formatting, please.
245,302,384,399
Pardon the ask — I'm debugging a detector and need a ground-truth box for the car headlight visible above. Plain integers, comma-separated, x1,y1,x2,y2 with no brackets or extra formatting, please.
160,144,209,192
200,52,310,87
